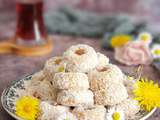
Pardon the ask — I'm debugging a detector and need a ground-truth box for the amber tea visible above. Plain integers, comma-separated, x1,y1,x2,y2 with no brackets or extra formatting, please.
16,0,46,43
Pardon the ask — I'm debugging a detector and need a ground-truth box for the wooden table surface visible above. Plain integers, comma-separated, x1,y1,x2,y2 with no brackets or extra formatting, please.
0,35,160,120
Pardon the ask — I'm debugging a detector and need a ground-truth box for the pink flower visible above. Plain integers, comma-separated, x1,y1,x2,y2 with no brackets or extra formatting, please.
114,41,153,66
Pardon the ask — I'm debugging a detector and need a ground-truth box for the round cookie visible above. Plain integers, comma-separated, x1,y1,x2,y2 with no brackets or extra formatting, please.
43,56,66,81
20,71,46,90
94,83,128,106
63,44,98,73
115,98,140,118
53,72,89,90
72,106,106,120
97,52,109,66
88,64,124,91
39,101,69,120
57,90,94,107
56,112,77,120
18,80,57,101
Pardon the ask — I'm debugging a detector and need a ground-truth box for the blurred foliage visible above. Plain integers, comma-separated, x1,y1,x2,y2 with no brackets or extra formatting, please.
45,7,160,49
153,34,160,44
45,7,146,37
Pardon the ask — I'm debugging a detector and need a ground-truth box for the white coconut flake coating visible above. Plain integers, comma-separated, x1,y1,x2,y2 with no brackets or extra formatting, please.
56,112,78,120
53,72,89,90
57,90,94,107
97,52,109,66
115,98,140,118
72,105,106,120
18,80,57,101
63,44,98,73
43,56,66,81
94,83,128,106
39,101,69,120
88,64,124,91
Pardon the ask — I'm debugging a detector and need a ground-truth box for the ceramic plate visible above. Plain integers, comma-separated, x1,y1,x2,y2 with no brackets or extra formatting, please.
1,74,156,120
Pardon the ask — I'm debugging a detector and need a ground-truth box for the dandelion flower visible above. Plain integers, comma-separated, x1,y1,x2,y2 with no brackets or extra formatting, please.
15,96,40,120
111,35,132,48
134,78,160,111
106,107,125,120
138,32,152,45
151,44,160,59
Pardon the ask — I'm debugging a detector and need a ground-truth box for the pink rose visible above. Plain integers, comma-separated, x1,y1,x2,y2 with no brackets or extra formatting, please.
114,41,153,66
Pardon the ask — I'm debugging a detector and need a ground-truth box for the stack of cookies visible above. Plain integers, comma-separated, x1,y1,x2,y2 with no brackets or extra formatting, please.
54,72,94,107
24,44,140,120
88,64,128,106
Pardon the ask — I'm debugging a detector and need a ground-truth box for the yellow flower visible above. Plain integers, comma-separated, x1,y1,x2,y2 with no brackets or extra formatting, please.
138,32,152,46
140,34,149,41
138,32,152,43
15,96,40,120
134,78,160,111
153,49,160,55
106,108,125,120
111,35,132,48
112,112,120,120
151,44,160,59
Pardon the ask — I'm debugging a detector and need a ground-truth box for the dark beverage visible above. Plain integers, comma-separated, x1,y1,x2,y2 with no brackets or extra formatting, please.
16,0,46,45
